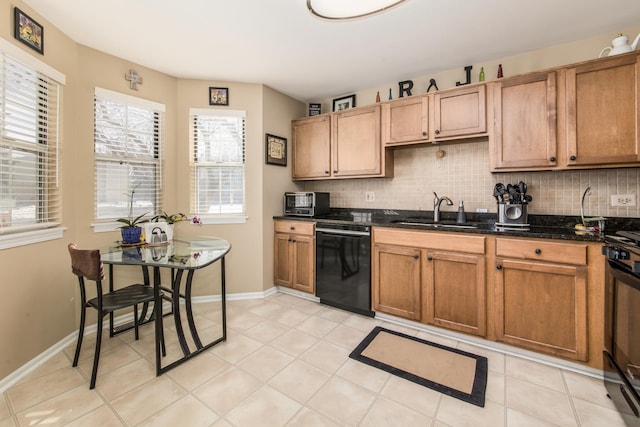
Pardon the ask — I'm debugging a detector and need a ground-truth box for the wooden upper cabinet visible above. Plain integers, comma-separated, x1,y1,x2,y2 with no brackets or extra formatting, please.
434,84,486,139
565,54,640,166
491,71,558,171
382,95,429,146
332,105,384,177
291,115,331,179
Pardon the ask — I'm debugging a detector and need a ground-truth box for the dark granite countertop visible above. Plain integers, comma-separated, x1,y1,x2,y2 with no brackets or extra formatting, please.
274,208,640,243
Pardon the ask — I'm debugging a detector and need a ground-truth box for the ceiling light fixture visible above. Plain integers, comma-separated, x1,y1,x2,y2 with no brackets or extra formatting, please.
307,0,408,21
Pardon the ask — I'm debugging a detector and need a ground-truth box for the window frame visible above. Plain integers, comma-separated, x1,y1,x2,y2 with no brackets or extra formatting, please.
92,87,165,232
0,37,65,250
189,108,247,224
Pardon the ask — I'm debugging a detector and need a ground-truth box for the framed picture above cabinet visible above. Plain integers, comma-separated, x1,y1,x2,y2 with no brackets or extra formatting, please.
332,94,356,112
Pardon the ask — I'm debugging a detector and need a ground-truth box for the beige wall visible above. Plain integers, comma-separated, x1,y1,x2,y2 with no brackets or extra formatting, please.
261,86,306,288
306,25,640,219
0,0,79,381
0,0,303,380
175,79,302,295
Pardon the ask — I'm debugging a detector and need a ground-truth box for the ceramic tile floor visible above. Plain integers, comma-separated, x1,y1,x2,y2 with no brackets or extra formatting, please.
0,293,636,426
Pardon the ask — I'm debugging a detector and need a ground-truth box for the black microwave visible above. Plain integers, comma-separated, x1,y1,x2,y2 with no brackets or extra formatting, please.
284,192,330,217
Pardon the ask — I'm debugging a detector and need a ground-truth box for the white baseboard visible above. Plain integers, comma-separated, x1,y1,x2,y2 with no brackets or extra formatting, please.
275,286,320,302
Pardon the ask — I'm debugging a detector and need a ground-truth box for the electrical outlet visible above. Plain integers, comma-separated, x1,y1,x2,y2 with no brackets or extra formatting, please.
611,194,636,207
365,191,375,202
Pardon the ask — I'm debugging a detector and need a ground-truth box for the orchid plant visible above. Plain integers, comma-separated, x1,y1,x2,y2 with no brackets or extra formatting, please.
116,185,149,228
151,211,188,225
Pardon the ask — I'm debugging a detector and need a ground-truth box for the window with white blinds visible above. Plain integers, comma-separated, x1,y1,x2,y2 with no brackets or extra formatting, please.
190,108,246,219
94,88,164,223
0,51,61,235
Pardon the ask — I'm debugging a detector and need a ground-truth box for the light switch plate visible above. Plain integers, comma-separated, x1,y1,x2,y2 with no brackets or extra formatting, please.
365,191,375,202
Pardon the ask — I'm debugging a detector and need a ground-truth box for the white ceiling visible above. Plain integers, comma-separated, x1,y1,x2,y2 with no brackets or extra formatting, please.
20,0,640,103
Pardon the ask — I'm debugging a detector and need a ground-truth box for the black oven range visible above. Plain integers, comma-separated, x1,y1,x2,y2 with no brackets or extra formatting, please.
602,231,640,423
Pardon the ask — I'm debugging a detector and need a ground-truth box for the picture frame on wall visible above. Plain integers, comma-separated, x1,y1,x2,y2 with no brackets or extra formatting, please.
332,94,356,112
265,134,287,166
209,87,229,106
14,7,43,55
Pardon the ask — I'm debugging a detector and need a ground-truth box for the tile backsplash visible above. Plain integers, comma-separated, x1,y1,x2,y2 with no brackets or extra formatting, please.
303,140,640,218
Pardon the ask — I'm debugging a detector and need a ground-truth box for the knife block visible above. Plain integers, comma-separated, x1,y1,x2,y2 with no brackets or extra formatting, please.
498,203,528,225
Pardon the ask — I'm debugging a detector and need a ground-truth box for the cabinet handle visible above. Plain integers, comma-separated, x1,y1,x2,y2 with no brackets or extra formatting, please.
496,265,503,270
325,170,330,175
549,156,556,162
435,129,440,135
415,255,421,260
535,248,542,254
422,131,428,137
333,170,338,174
426,256,432,261
290,226,295,230
570,155,577,161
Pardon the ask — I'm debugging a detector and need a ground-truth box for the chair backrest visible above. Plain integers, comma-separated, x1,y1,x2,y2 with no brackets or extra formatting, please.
68,243,104,282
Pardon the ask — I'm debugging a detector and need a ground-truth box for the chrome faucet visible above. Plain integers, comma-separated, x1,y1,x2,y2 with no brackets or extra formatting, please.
433,192,453,223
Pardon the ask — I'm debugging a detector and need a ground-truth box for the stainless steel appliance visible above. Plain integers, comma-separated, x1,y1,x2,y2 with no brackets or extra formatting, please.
284,192,330,217
602,231,640,423
315,223,373,317
494,182,531,230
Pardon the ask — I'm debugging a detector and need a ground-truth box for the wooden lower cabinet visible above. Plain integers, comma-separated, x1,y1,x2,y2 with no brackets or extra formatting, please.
274,220,315,294
424,250,486,336
372,228,486,336
495,238,589,361
372,243,422,320
371,228,606,367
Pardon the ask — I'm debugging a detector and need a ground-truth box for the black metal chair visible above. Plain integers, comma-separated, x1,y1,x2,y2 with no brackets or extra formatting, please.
68,243,156,389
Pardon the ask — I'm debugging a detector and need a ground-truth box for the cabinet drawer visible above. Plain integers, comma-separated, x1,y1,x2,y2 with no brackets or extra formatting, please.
275,220,315,236
496,238,587,266
373,227,485,254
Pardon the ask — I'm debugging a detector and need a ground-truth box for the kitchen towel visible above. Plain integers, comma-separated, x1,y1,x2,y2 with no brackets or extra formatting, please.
350,326,487,407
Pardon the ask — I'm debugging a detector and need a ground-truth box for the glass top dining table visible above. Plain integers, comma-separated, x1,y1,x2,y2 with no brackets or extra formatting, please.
100,236,232,375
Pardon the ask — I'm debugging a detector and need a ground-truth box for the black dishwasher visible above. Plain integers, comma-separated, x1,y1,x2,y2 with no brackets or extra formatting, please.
315,223,373,317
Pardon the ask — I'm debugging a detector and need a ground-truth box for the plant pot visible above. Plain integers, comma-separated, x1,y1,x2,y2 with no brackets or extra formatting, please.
121,226,142,244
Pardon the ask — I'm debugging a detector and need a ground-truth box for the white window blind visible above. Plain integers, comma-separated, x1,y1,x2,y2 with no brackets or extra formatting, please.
94,88,164,222
0,51,61,235
190,108,246,217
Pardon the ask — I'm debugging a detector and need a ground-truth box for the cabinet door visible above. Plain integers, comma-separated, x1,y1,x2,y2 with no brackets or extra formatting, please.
424,251,486,336
373,243,421,320
565,55,640,166
495,258,588,361
292,115,331,179
292,235,315,294
434,85,486,139
274,233,292,287
332,106,382,177
492,72,557,170
382,95,429,146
